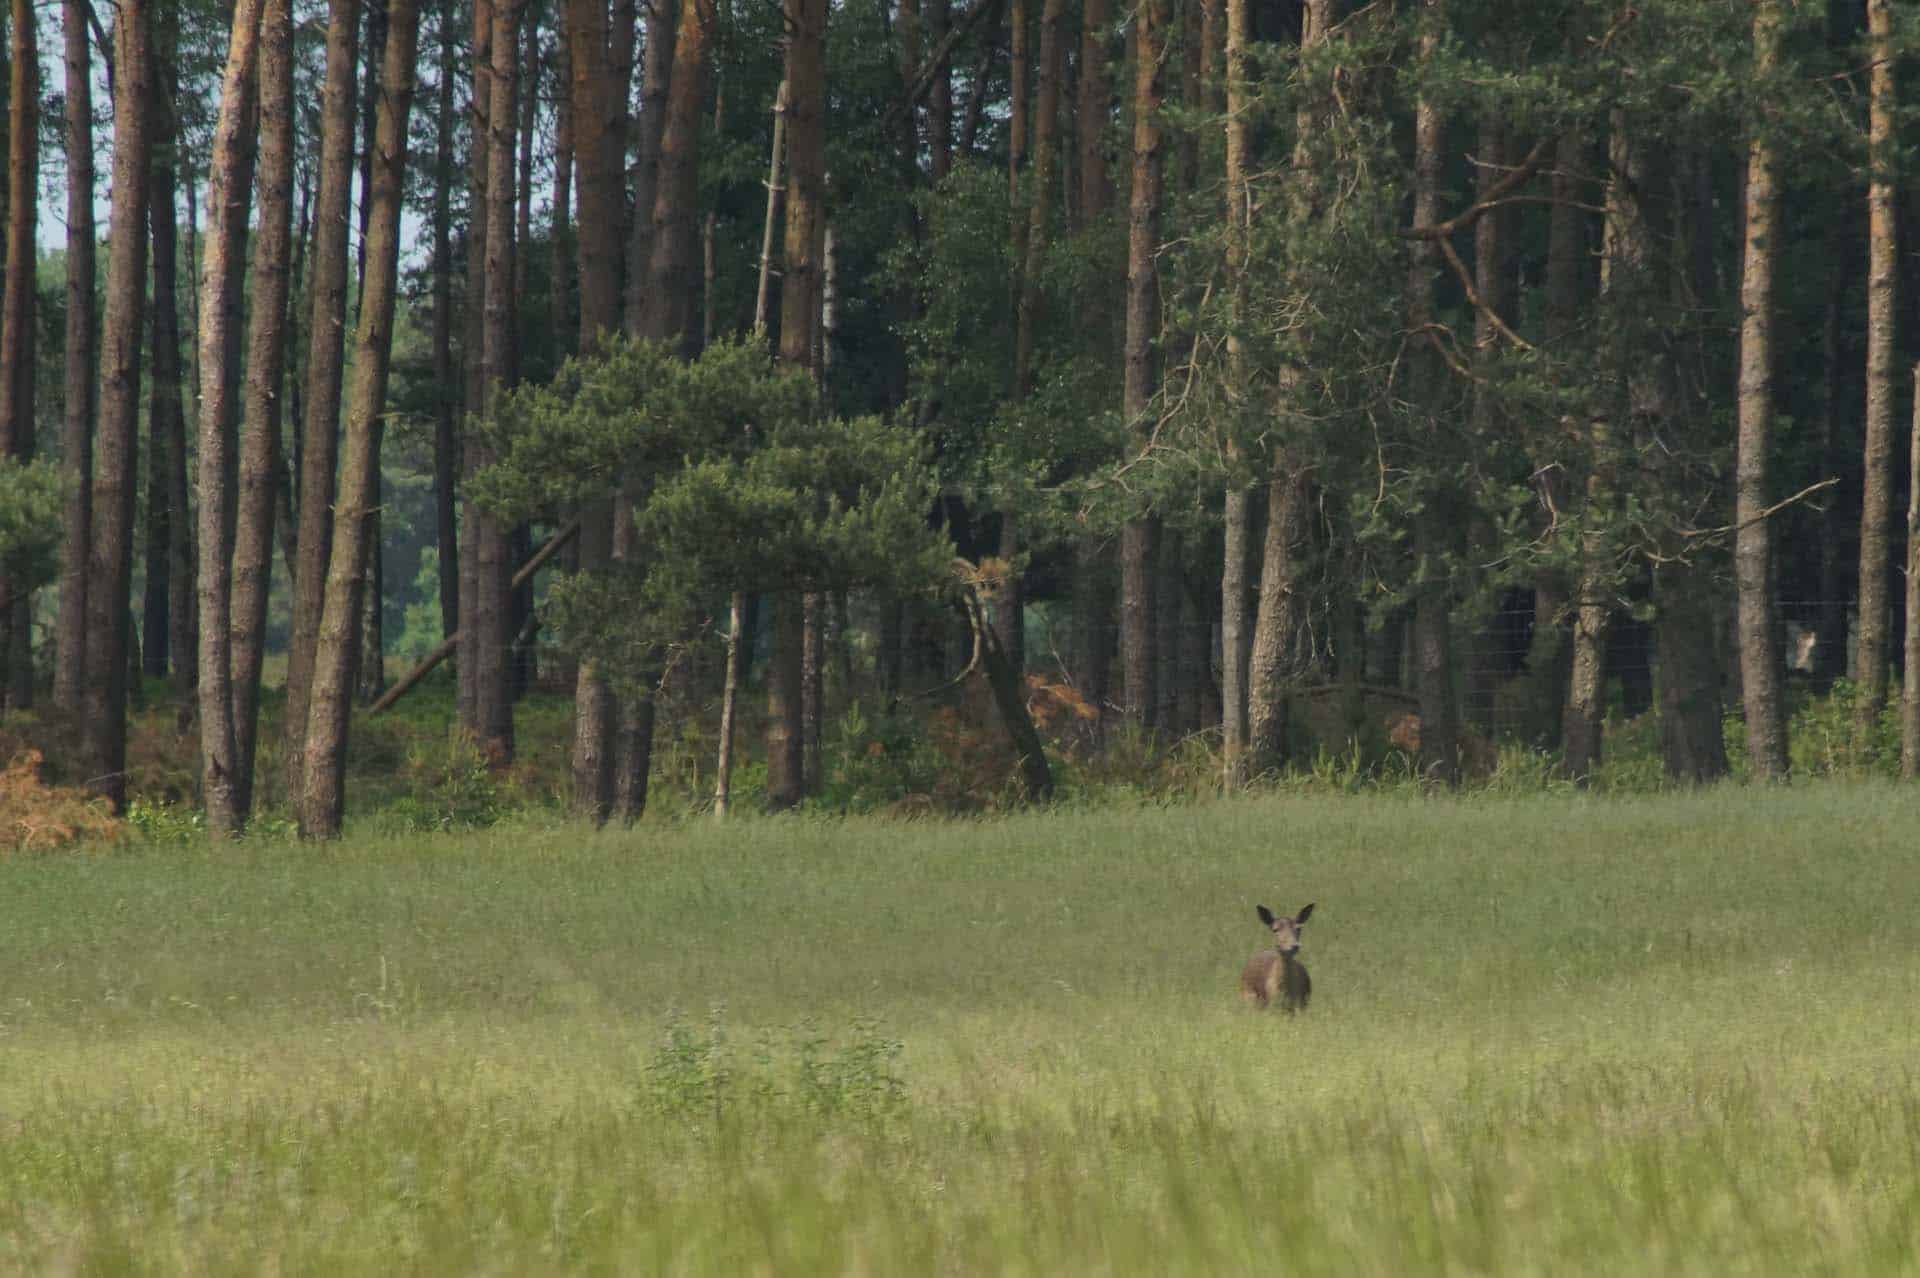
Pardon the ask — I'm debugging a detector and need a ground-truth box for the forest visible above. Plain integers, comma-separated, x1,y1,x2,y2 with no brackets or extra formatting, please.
3,0,1920,838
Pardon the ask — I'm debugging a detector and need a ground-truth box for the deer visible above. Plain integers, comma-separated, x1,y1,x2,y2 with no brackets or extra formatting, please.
1240,903,1314,1012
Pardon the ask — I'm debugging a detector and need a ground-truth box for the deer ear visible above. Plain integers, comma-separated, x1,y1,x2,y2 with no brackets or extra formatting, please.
1256,905,1276,927
1295,903,1315,925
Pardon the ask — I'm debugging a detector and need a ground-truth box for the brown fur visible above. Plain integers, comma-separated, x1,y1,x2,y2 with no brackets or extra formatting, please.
1240,903,1314,1012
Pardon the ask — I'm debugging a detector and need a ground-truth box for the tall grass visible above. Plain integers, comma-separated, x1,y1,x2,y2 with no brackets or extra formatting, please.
2,784,1918,1271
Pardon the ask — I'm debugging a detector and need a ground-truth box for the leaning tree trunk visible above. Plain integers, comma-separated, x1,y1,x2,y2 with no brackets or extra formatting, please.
232,0,297,818
284,0,360,799
0,0,39,710
53,0,96,711
192,0,266,837
299,0,421,838
80,0,154,813
1858,0,1897,744
1118,0,1167,732
1734,0,1788,780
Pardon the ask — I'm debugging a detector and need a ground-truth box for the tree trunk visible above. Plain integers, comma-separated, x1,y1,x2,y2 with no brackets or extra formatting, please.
1523,133,1586,754
513,7,536,338
1119,0,1166,731
928,0,952,181
998,0,1065,677
141,77,179,686
1858,0,1896,740
1904,362,1920,778
284,0,360,798
765,0,819,809
1735,0,1787,779
1218,0,1250,787
168,151,200,697
53,0,95,711
1076,0,1108,222
713,591,748,817
566,0,623,821
1406,2,1460,785
550,21,573,354
231,0,297,819
193,0,265,837
626,0,676,324
432,0,459,640
81,0,154,813
299,0,421,837
0,0,38,710
462,0,521,765
1247,471,1306,765
766,589,804,809
802,590,824,793
138,15,174,677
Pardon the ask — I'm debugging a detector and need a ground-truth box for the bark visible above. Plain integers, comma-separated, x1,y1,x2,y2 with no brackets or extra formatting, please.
432,0,459,639
193,0,265,837
626,0,676,324
1218,0,1250,786
284,0,360,798
81,0,153,812
141,53,179,684
928,0,951,180
638,0,707,348
753,81,788,337
1735,0,1788,779
462,0,521,764
458,0,490,729
712,591,748,817
1462,122,1510,738
764,0,817,808
1076,0,1109,221
353,0,386,316
1247,472,1307,764
802,591,824,793
53,0,95,711
766,589,805,810
1904,362,1920,778
1119,0,1167,730
514,8,536,335
1858,0,1896,739
358,499,384,702
0,0,38,709
299,0,421,837
232,0,297,818
168,155,198,694
550,25,573,352
1813,226,1852,690
1560,136,1609,779
1406,1,1459,785
996,0,1065,677
566,0,629,822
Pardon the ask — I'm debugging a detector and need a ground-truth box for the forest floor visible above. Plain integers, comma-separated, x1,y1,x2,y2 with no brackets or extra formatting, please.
3,784,1918,1271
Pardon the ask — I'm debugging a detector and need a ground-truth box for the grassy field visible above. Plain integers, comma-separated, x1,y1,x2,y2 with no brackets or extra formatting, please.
3,784,1919,1273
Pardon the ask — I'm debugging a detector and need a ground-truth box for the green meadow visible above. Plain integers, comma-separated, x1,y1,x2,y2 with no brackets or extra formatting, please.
3,784,1919,1272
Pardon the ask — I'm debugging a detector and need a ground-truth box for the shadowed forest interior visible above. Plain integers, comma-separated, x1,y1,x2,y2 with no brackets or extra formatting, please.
3,0,1920,838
